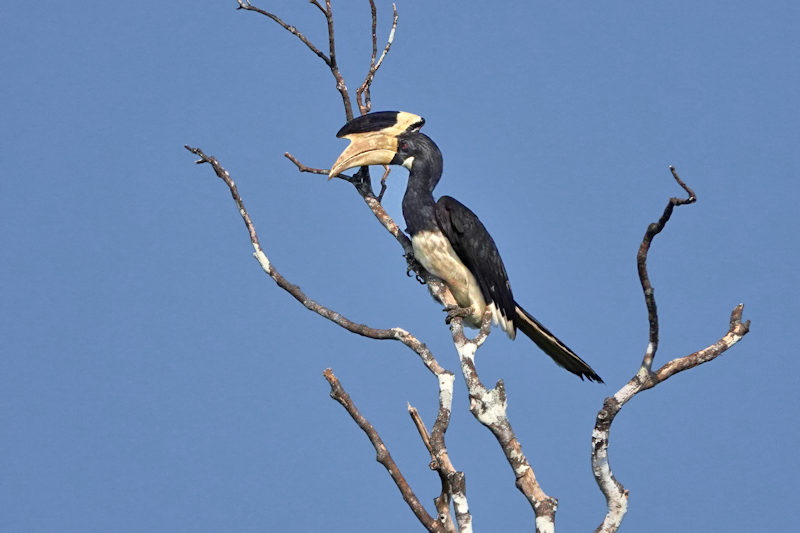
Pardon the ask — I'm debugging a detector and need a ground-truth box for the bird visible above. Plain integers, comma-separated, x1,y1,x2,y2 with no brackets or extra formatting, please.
328,111,602,382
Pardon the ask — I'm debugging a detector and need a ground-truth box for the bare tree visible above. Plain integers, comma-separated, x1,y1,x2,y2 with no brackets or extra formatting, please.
186,3,750,532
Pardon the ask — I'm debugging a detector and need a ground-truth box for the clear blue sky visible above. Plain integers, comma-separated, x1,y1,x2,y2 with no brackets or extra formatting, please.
2,2,798,531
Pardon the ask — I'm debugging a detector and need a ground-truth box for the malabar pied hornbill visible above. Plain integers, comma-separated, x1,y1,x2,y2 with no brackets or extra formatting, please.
329,111,602,382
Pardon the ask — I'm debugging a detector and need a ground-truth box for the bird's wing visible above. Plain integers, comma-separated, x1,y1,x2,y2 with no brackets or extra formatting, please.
435,195,516,329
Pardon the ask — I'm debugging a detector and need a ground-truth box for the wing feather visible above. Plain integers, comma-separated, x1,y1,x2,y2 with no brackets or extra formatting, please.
435,196,516,330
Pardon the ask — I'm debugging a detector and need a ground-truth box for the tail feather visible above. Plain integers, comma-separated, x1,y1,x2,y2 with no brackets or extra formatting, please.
514,302,603,383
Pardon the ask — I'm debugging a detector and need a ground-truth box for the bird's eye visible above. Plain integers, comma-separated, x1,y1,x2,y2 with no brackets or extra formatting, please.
400,142,408,151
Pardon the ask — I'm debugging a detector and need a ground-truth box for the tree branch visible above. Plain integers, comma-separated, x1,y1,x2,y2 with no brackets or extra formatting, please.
449,311,557,533
637,165,697,373
237,0,354,119
409,371,472,533
184,145,450,375
324,369,442,532
591,167,749,533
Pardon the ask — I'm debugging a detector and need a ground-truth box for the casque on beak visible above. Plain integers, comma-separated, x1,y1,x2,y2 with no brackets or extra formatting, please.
328,111,424,179
328,133,398,179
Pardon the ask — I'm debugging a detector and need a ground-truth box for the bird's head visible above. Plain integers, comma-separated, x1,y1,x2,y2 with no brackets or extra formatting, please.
328,111,428,179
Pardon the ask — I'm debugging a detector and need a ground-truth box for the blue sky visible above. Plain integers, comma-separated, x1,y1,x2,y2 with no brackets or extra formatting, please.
2,1,798,531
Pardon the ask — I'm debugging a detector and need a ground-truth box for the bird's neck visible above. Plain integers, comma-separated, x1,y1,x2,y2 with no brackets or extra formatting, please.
402,184,438,235
400,134,444,235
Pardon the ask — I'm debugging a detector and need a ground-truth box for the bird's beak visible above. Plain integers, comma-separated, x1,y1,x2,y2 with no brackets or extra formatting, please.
328,133,398,179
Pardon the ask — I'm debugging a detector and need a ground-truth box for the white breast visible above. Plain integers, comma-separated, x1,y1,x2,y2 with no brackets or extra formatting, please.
411,230,514,337
411,231,483,322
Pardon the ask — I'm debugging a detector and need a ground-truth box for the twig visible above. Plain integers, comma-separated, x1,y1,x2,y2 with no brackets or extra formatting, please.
324,369,442,532
591,167,748,533
377,165,391,202
637,165,697,373
409,405,435,459
409,405,457,533
284,152,330,176
321,0,353,120
236,1,331,66
357,2,399,115
309,0,326,16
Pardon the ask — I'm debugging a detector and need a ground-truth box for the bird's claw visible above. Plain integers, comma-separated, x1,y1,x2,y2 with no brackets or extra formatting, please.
405,254,427,285
405,266,426,284
443,305,471,324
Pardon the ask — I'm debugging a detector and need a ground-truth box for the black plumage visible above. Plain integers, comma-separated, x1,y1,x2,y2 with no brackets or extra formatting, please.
435,195,516,332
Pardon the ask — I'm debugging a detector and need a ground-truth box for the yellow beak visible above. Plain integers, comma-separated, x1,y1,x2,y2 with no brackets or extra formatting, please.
328,133,398,179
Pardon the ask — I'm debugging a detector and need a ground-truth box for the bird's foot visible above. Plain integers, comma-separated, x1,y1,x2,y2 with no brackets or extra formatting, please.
405,253,426,285
443,305,472,325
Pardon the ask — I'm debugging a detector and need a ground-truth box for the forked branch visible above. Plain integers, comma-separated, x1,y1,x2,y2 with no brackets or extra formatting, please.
237,0,354,119
236,1,331,67
357,1,399,115
637,166,697,372
449,311,557,533
324,369,443,532
591,167,749,533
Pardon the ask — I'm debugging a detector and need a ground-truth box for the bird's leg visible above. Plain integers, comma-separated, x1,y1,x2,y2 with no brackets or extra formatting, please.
404,253,427,285
443,304,472,325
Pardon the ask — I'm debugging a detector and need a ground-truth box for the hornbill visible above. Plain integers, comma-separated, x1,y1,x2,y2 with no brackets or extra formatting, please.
329,111,602,382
